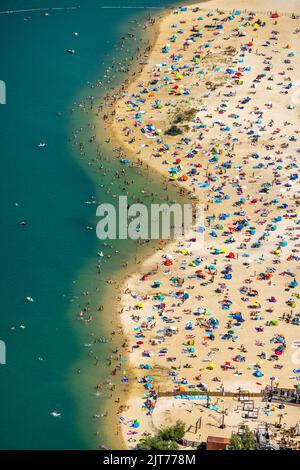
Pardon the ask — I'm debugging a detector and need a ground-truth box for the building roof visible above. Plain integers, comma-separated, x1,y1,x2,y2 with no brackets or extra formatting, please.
207,436,231,451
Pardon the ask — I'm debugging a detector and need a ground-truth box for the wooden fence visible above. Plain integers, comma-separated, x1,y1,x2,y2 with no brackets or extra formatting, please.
157,389,265,398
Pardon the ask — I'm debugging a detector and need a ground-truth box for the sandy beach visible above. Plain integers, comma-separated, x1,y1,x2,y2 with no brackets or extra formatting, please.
102,0,300,449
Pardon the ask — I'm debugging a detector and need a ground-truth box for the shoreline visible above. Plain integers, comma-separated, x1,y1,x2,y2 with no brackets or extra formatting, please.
99,10,197,201
98,2,216,449
100,0,300,449
94,9,189,449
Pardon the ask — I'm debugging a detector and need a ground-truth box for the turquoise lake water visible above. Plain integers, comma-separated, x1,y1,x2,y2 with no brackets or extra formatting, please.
0,0,191,449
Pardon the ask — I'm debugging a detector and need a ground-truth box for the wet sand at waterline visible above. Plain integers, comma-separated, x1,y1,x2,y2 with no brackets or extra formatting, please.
0,0,188,450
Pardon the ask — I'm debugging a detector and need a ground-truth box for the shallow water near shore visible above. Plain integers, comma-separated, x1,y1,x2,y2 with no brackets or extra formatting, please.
0,0,192,450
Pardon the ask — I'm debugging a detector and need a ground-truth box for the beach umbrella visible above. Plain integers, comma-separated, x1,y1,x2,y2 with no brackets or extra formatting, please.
152,281,162,288
233,313,243,322
164,259,173,266
254,370,264,377
208,363,216,370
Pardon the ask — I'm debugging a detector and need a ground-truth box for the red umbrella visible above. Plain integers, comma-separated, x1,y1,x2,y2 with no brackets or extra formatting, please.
164,259,173,266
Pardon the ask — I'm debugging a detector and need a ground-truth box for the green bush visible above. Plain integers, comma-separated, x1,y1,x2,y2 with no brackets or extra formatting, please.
173,108,198,124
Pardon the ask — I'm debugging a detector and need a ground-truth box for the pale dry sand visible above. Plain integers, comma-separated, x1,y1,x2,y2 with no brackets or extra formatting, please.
106,0,300,448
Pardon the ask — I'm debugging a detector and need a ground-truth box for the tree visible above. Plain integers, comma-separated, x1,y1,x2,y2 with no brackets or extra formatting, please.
139,435,179,450
158,420,186,442
139,421,186,450
229,427,258,450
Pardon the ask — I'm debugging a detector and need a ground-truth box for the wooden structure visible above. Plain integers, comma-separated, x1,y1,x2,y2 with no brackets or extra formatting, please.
206,436,230,451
